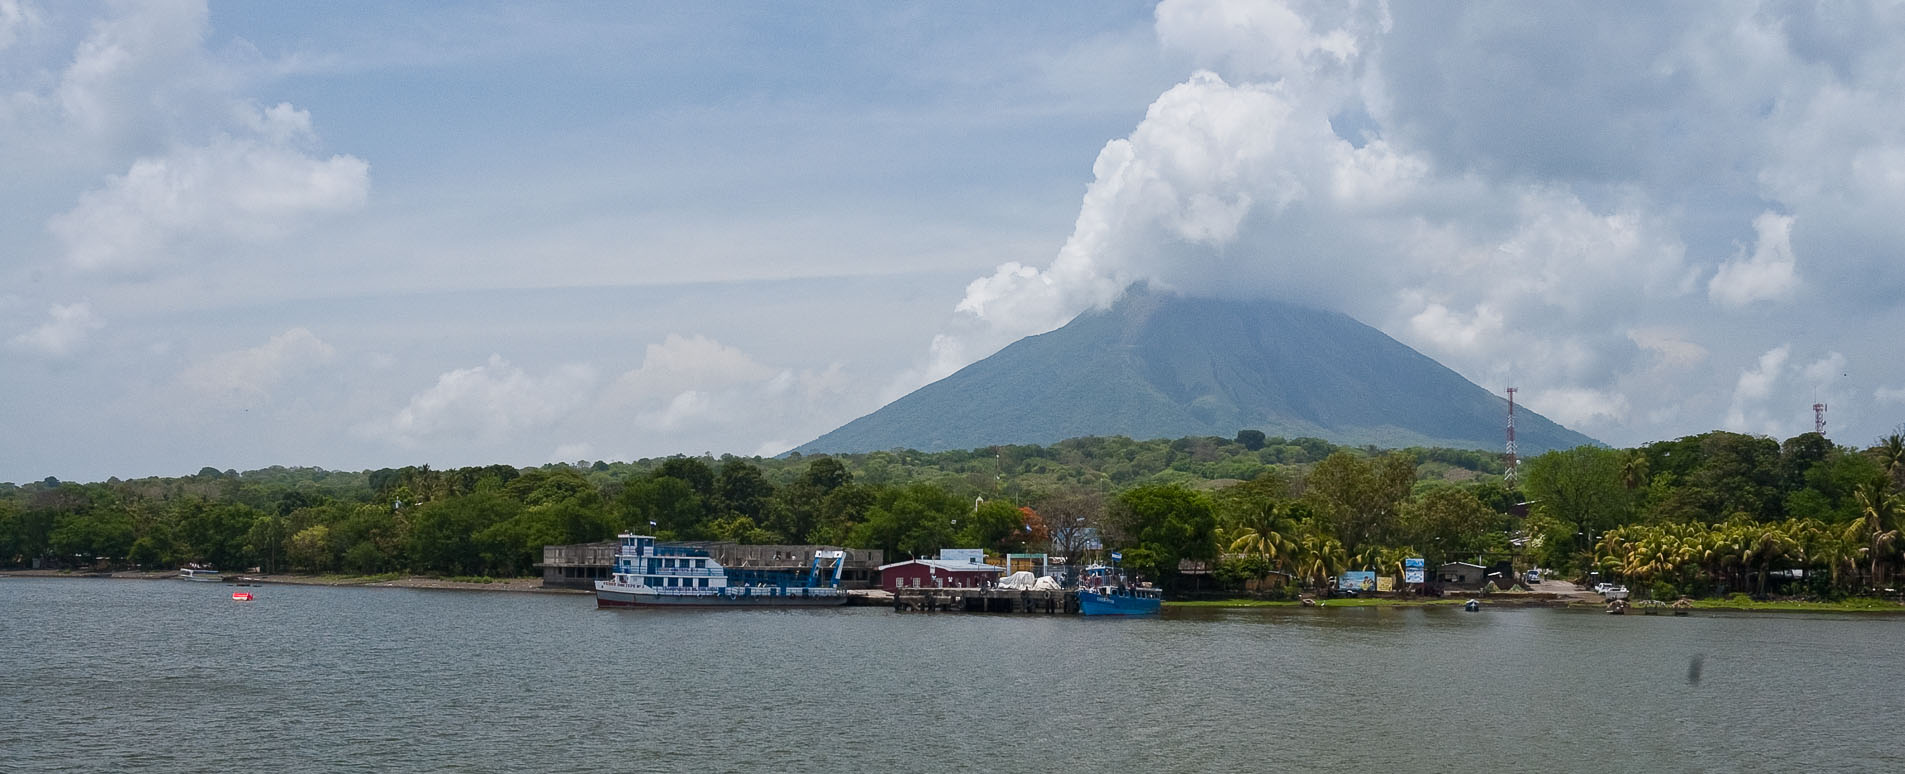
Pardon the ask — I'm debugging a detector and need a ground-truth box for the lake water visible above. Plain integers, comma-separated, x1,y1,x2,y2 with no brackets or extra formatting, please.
2,577,1898,772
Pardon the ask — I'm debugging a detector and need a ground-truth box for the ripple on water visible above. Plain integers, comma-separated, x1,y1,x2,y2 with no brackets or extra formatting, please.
1,578,1899,772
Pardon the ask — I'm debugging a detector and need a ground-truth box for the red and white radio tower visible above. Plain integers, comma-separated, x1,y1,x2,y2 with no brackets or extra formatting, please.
1814,402,1828,435
1505,387,1519,484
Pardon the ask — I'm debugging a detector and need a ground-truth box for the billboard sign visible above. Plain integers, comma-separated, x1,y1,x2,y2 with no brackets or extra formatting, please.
1403,557,1426,584
1338,570,1376,591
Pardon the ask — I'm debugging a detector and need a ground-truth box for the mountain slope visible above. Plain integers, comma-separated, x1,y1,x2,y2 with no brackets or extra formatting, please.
795,288,1598,455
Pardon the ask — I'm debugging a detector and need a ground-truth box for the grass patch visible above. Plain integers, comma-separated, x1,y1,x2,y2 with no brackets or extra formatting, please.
1687,596,1905,612
1167,597,1462,608
312,572,405,584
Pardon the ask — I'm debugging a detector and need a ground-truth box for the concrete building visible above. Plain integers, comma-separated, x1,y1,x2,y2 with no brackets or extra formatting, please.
1436,562,1489,589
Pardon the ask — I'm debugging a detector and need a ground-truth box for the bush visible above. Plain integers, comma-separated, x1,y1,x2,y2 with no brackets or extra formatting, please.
1649,581,1678,601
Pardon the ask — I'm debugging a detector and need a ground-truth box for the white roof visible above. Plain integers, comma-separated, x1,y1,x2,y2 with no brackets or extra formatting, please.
876,558,1006,573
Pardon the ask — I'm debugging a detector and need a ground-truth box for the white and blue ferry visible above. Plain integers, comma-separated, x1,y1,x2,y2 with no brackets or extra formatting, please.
594,534,849,608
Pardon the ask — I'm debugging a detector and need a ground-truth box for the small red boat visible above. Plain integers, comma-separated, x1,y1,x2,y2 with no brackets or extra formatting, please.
231,592,254,601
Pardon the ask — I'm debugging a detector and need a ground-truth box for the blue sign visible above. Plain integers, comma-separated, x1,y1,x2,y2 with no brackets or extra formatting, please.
1403,557,1426,584
1111,551,1123,562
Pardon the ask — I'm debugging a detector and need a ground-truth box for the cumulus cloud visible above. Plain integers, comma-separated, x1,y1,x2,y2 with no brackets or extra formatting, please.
362,355,598,449
925,0,1905,444
1522,387,1631,429
1724,345,1791,433
592,334,856,456
48,102,369,271
177,327,335,403
1800,352,1846,388
1709,212,1800,306
1627,328,1707,370
7,301,103,357
1877,386,1905,406
608,334,778,400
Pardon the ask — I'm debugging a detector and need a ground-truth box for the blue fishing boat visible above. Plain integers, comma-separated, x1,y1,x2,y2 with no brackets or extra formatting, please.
1075,559,1162,616
1077,584,1162,616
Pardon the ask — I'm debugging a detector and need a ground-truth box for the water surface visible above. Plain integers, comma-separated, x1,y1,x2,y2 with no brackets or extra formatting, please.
2,578,1895,772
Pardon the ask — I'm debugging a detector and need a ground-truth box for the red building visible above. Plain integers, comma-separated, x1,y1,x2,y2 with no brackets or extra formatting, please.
877,558,1005,592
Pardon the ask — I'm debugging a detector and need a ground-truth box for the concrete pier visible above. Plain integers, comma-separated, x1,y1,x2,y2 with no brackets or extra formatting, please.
889,587,1079,614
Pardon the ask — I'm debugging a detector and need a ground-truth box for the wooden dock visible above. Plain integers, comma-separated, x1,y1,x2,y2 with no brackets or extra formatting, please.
888,587,1079,614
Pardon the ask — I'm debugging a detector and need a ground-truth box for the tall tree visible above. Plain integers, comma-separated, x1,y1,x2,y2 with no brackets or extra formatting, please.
1108,484,1217,587
1522,446,1628,555
1302,452,1414,554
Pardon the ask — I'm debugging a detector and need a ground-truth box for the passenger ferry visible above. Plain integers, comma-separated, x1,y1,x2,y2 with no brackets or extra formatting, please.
177,568,222,582
594,534,849,608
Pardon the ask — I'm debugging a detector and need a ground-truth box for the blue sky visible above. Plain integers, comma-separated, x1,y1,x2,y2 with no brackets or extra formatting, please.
4,1,1904,482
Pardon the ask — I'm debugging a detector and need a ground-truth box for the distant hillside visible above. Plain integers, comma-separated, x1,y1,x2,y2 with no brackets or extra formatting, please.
795,287,1598,456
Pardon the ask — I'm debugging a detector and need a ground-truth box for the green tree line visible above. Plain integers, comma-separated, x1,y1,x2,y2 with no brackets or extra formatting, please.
4,430,1901,599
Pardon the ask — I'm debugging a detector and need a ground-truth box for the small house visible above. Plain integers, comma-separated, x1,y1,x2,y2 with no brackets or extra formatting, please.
877,557,1006,592
1436,562,1489,589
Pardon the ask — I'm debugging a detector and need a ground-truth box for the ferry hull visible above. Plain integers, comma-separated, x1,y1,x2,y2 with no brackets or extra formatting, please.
1077,589,1162,616
595,585,848,608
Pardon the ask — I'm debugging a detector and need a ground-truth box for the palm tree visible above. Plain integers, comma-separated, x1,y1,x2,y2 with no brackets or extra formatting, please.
1620,450,1651,491
1873,434,1905,491
1742,522,1804,596
1227,501,1297,580
1853,479,1900,590
1290,529,1347,592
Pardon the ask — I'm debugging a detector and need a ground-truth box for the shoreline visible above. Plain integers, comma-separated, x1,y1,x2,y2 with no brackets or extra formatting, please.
13,570,1903,612
0,569,589,595
1168,594,1905,613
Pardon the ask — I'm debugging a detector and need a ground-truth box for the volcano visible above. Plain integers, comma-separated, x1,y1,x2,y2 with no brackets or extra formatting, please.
794,287,1597,455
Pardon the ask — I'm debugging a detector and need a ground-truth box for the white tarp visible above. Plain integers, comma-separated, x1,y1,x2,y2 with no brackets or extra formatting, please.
996,571,1063,591
996,571,1037,589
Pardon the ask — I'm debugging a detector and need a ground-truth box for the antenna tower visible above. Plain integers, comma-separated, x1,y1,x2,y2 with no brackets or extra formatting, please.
1504,387,1519,485
1813,402,1828,435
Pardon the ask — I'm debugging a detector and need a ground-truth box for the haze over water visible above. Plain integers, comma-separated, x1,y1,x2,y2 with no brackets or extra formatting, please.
3,577,1896,772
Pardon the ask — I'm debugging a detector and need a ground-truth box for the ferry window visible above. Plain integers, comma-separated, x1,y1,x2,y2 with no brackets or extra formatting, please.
695,559,705,569
697,578,708,587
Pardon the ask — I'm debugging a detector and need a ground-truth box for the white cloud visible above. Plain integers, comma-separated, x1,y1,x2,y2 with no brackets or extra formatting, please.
922,0,1905,448
362,355,598,449
551,442,595,462
7,301,103,357
177,327,335,402
608,333,777,401
752,439,792,458
1876,386,1905,406
1800,352,1846,388
0,0,40,51
1522,387,1630,429
1154,0,1377,94
48,102,369,271
1723,345,1791,433
1627,328,1707,370
1708,212,1799,307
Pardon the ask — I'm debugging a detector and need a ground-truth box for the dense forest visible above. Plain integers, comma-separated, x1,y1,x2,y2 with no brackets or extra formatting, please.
4,429,1902,600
